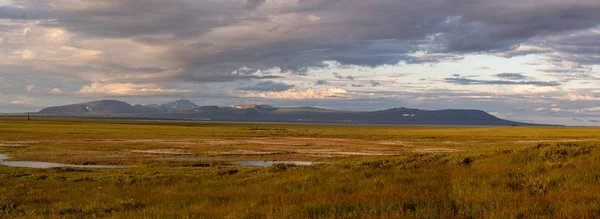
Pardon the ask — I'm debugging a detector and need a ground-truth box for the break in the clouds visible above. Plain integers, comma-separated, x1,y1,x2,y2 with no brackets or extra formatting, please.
1,0,600,125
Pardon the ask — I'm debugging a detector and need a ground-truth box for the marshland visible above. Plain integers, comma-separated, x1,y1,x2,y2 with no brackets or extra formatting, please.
1,117,600,218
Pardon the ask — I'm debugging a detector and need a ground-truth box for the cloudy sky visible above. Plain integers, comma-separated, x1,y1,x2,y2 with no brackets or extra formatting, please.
1,0,599,125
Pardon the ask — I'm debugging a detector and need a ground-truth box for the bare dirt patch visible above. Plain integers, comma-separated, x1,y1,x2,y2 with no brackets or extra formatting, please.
376,141,414,146
214,150,283,155
409,148,462,153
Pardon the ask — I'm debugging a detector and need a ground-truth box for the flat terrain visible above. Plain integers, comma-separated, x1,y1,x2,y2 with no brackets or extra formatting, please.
1,117,600,218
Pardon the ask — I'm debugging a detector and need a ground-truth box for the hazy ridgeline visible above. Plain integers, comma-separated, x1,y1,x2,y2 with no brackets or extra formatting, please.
1,117,600,218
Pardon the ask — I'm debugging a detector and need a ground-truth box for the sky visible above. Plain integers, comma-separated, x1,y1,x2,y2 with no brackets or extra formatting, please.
0,0,599,126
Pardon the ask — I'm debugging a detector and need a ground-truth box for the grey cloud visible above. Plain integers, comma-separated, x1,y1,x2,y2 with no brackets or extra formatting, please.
351,84,365,88
0,5,41,20
541,29,600,66
40,1,236,38
407,54,464,64
182,74,281,84
237,81,295,92
495,73,527,80
315,80,329,86
439,1,600,53
370,81,382,87
333,72,344,79
333,56,403,67
245,0,266,9
333,73,355,80
445,77,561,87
5,0,600,83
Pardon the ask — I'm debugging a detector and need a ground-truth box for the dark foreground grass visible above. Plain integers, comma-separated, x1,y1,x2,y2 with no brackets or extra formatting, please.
1,117,600,218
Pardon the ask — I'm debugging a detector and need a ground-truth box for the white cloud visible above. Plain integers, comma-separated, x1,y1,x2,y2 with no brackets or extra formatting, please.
237,87,350,100
495,45,553,58
11,96,35,105
49,88,63,94
581,107,600,112
560,93,599,101
307,15,321,22
12,49,36,59
22,28,31,37
76,82,191,96
26,84,35,92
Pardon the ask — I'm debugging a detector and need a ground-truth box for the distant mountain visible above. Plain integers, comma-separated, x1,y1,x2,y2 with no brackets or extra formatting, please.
160,99,199,111
39,100,162,115
37,100,558,126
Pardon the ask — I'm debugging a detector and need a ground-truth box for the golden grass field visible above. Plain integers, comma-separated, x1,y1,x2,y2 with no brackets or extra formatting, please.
1,116,600,218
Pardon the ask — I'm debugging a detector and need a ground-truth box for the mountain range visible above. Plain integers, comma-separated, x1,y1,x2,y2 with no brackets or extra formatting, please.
36,99,555,126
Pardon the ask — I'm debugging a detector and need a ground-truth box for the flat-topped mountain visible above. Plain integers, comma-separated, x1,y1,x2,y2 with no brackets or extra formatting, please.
37,100,556,126
161,99,199,111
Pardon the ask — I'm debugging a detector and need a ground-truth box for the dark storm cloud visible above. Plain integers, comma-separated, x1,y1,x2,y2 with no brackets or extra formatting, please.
495,73,527,80
237,81,295,92
445,77,561,87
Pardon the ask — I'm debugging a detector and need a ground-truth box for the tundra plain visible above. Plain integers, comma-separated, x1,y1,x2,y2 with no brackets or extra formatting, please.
1,117,600,218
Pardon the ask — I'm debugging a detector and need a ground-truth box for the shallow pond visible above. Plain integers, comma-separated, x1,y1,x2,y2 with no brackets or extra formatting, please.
158,157,319,167
231,161,317,167
0,154,319,168
0,154,124,169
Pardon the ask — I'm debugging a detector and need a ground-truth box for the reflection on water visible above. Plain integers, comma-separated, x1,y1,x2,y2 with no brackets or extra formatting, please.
0,153,318,168
231,161,317,167
159,156,319,167
0,154,124,169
